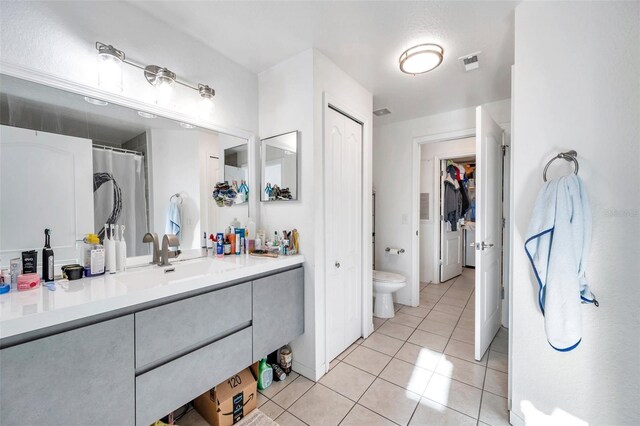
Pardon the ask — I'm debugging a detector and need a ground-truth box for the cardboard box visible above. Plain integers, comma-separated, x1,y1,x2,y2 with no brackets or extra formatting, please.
194,364,258,426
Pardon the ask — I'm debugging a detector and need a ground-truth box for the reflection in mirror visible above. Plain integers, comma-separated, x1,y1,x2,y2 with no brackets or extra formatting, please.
0,74,249,271
261,131,298,201
222,143,249,205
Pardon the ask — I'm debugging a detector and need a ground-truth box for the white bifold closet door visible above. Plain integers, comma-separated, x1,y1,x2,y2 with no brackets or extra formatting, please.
325,107,363,364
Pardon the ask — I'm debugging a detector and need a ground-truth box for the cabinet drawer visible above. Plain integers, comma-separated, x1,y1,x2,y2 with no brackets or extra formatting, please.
253,267,304,361
135,282,251,368
136,326,252,426
0,316,135,426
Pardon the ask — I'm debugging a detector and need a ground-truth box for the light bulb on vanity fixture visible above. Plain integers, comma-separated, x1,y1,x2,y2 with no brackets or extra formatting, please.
198,84,215,117
96,43,124,92
144,65,176,105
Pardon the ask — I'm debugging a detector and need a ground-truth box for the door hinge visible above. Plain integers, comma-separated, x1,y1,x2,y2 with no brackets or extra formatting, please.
501,287,505,299
440,215,444,221
502,145,509,156
416,230,419,236
502,218,506,228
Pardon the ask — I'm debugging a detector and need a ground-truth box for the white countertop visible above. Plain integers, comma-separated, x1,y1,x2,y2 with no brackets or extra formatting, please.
0,254,304,341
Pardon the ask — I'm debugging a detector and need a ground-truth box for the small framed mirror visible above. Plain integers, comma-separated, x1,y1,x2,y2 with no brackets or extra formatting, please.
261,131,299,201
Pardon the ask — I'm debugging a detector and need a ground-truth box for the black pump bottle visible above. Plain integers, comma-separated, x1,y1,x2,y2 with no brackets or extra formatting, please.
42,228,54,281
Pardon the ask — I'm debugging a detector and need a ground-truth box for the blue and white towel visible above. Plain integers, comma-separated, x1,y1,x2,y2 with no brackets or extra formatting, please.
166,201,181,239
525,174,597,351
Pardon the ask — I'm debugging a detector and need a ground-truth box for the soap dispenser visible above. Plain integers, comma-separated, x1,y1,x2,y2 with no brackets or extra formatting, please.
42,228,54,282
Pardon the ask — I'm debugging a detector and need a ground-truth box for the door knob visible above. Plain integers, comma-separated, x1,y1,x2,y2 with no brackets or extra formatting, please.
477,242,494,250
335,261,341,268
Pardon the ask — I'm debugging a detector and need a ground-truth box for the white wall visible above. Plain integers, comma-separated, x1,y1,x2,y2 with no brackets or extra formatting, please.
373,100,510,305
0,1,258,134
419,137,476,284
511,2,639,425
149,129,220,250
258,49,372,380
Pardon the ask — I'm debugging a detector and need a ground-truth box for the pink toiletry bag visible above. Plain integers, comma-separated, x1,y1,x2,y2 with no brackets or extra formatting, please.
17,273,41,291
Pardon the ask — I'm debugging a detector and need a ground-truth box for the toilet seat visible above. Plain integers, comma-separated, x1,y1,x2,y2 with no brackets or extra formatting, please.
373,271,406,283
372,270,407,319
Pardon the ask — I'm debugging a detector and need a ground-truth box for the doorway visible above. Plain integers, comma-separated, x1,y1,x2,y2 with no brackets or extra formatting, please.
411,107,508,363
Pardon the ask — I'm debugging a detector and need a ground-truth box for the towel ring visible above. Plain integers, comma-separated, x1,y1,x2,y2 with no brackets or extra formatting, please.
543,150,579,182
170,193,182,204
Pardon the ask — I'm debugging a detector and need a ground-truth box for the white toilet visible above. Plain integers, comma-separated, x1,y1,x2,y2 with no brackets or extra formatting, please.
373,270,407,318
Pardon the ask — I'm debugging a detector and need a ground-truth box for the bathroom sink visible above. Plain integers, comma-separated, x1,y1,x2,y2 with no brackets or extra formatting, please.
115,257,241,290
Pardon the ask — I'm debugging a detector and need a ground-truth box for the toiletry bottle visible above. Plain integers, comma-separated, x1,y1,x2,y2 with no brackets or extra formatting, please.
106,224,116,274
216,233,224,258
103,223,110,272
235,228,242,255
257,358,273,390
42,228,54,282
272,363,287,382
115,224,123,272
231,217,241,229
119,225,127,272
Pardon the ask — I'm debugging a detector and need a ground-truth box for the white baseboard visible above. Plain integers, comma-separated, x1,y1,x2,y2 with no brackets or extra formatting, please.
292,360,321,382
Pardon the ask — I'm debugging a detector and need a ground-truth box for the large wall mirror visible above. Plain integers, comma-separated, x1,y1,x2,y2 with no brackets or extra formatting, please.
261,131,299,201
0,74,251,270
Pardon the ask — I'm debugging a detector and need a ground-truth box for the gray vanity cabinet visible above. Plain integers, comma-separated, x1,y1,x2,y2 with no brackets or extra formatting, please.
0,315,135,426
252,266,304,360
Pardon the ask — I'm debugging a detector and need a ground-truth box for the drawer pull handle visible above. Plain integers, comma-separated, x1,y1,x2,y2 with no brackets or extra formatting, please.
164,267,176,274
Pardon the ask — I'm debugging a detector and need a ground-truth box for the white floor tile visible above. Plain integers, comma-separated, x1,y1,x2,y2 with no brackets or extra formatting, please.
409,397,477,426
341,404,397,426
488,349,508,373
377,321,415,341
362,332,405,356
379,358,433,395
259,371,300,399
479,391,510,426
271,376,314,408
260,400,285,420
289,385,354,426
389,312,423,328
444,339,488,365
423,374,482,419
418,318,456,337
400,305,431,318
275,411,307,426
484,368,508,398
343,345,392,375
451,326,475,344
359,378,421,426
408,329,449,352
435,354,486,389
319,361,376,401
395,342,443,371
426,310,460,326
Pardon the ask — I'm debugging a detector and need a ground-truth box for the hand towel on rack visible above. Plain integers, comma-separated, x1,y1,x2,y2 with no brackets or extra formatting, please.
525,174,596,352
166,201,181,239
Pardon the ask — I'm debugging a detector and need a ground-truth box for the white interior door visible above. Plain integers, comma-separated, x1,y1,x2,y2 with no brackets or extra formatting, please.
474,106,504,360
0,125,94,268
325,107,363,363
440,160,463,282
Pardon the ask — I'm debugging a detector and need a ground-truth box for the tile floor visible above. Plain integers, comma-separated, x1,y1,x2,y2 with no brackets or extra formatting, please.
185,268,510,426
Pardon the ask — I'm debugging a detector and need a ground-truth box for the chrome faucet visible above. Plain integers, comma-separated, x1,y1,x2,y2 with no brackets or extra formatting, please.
142,232,160,264
160,234,181,266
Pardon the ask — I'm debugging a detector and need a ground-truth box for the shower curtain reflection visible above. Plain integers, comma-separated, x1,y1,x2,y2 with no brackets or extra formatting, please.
93,148,149,256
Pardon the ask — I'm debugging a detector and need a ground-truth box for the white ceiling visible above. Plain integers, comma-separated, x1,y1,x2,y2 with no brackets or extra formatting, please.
130,1,516,125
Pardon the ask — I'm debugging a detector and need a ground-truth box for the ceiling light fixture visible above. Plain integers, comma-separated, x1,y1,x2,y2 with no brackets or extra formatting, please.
399,43,444,75
95,42,216,112
84,96,109,106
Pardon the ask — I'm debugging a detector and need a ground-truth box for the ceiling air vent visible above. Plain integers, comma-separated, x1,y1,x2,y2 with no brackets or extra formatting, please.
459,51,481,71
373,108,391,117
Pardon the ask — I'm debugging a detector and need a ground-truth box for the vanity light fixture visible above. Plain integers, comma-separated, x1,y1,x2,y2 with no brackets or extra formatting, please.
84,96,109,106
399,43,444,75
95,42,216,111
